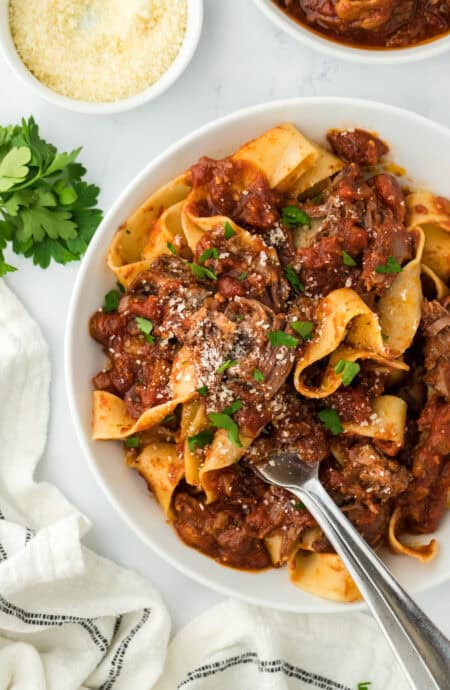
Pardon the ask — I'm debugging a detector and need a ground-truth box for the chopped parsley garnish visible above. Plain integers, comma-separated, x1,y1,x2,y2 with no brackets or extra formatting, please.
381,332,389,341
224,221,236,239
291,320,314,341
208,412,242,447
188,429,215,452
357,684,372,690
125,435,140,448
318,409,343,436
285,264,304,292
103,289,120,313
268,330,299,348
188,262,217,281
342,250,357,267
253,368,264,383
167,241,177,255
334,359,360,386
0,116,102,276
197,385,208,396
222,400,243,415
375,256,402,274
117,282,125,294
135,316,155,344
163,413,177,424
238,272,248,280
293,502,305,511
217,359,238,374
199,247,219,264
281,205,311,228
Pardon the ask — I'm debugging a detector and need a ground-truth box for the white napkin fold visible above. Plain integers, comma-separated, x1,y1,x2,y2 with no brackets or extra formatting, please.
155,599,409,690
0,280,170,690
0,279,410,690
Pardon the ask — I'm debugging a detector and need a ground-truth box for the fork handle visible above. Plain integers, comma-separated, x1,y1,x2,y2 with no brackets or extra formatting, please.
294,477,450,690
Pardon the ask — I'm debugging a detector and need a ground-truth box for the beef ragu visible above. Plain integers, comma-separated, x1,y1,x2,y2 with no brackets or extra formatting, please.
273,0,450,50
90,123,450,602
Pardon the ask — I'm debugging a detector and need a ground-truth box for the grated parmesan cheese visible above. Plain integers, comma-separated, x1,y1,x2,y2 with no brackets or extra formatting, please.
9,0,187,102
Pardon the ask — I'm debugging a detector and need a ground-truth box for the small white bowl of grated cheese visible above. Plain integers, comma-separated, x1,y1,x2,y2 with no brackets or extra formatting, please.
0,0,203,114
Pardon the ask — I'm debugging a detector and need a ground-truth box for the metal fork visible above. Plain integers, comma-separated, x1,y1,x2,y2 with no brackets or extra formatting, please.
253,452,450,690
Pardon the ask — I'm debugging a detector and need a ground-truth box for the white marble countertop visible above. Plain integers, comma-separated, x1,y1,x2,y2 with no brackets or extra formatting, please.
2,0,449,635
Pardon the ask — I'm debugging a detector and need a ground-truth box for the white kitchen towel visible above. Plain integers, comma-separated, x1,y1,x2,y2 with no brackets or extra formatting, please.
0,277,410,690
155,599,409,690
0,279,170,690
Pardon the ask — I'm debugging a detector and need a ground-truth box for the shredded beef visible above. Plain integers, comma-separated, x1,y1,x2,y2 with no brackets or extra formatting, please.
327,128,389,166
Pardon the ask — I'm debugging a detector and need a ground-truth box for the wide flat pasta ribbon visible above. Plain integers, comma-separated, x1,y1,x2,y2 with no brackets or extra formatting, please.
92,347,197,440
233,122,318,192
290,141,343,198
108,174,191,287
127,441,184,518
406,191,450,282
421,264,449,300
294,288,390,398
179,398,209,488
289,550,361,603
343,395,407,446
388,507,438,563
375,228,425,356
200,430,255,503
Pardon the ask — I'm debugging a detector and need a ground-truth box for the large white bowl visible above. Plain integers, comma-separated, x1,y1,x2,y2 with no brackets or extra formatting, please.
253,0,450,64
0,0,203,115
66,98,450,612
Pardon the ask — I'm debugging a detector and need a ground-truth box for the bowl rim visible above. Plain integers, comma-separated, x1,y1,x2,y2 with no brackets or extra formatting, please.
0,0,203,115
252,0,450,64
65,97,450,612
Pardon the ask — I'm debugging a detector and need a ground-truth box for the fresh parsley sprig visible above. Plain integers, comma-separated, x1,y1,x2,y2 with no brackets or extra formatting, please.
0,117,102,276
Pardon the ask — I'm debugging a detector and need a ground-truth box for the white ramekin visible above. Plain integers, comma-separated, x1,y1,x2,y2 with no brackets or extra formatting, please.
253,0,450,64
0,0,203,114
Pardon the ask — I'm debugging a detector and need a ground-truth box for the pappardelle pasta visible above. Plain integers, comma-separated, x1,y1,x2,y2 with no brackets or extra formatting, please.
90,123,450,602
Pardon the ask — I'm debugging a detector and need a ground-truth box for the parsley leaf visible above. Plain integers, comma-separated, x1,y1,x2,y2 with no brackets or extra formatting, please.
224,221,236,239
318,409,343,435
357,684,372,690
199,247,219,264
103,289,120,313
293,502,305,511
268,330,299,348
285,264,304,292
375,256,402,274
188,429,215,452
238,272,248,280
222,400,243,415
291,320,314,341
0,147,31,192
217,359,238,374
342,250,357,267
125,435,140,448
136,316,155,343
282,205,311,228
0,117,102,276
197,385,208,396
334,359,360,386
167,241,177,255
188,262,217,281
208,411,242,447
253,368,264,383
